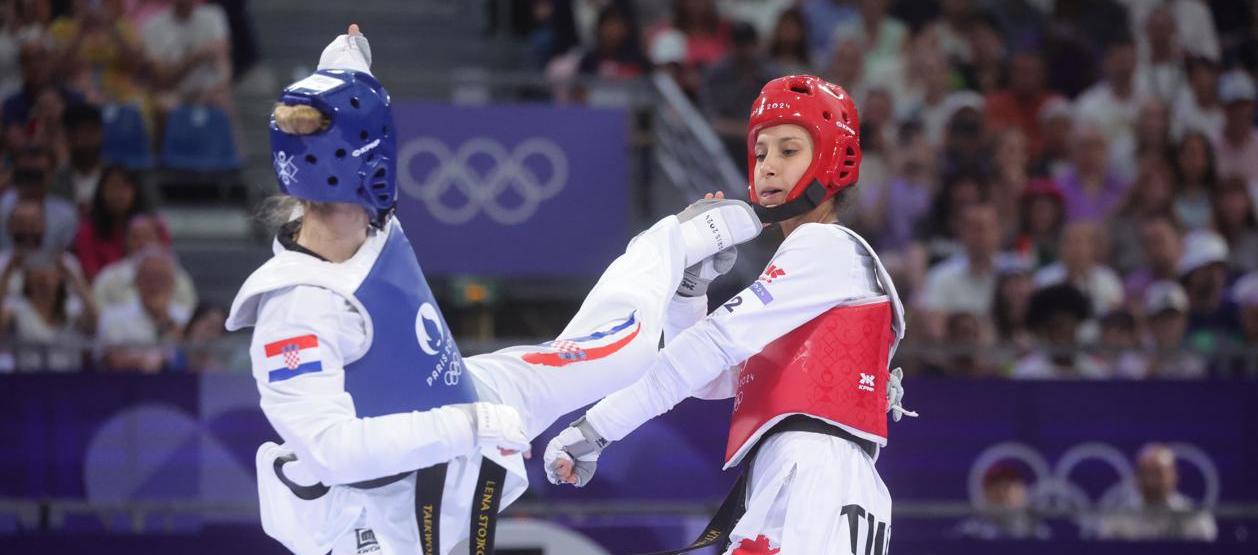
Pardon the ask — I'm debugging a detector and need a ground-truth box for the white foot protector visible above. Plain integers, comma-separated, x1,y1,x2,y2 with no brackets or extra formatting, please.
677,199,762,266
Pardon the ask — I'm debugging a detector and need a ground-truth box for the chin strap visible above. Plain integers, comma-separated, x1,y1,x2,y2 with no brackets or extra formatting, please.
752,180,831,223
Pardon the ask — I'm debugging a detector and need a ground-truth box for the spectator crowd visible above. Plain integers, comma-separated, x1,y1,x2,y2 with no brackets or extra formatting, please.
527,0,1258,379
0,0,247,372
4,0,1258,380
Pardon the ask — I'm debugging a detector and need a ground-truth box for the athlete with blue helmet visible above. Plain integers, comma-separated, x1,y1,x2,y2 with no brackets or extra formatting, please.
226,25,764,555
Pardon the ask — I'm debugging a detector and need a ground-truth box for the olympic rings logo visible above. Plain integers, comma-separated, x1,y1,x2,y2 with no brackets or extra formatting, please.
397,137,569,225
968,442,1221,512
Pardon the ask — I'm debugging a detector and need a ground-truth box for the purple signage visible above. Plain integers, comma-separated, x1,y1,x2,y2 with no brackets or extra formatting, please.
6,377,1255,505
0,374,272,514
3,375,1255,549
391,102,630,277
531,379,1258,509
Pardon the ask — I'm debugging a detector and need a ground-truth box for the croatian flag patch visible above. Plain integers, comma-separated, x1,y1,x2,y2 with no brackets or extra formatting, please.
522,311,641,367
265,334,322,382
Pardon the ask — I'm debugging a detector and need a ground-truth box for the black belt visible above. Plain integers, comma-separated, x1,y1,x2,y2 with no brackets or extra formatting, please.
416,464,448,555
274,455,508,555
637,415,876,555
764,415,877,459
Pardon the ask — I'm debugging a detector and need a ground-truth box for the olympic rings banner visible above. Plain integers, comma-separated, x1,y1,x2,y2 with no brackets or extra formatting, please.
391,102,630,277
3,375,1256,546
531,379,1258,510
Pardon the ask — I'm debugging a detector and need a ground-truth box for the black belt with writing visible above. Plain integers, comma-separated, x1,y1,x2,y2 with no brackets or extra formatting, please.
636,415,877,555
274,455,509,555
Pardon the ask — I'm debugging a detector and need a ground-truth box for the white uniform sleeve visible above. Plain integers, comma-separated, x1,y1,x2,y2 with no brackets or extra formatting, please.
663,294,707,343
663,294,734,400
252,285,476,486
586,225,883,441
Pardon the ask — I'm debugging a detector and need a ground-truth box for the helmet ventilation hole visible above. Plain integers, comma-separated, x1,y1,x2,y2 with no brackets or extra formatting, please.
360,130,369,140
305,154,317,164
788,77,812,94
822,111,832,120
350,97,360,109
335,148,346,158
327,176,338,186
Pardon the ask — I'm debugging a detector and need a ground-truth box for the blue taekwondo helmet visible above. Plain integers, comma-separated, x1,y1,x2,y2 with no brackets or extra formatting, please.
269,69,396,227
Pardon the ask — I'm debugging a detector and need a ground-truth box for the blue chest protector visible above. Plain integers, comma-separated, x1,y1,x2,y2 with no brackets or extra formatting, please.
273,224,507,555
343,226,478,417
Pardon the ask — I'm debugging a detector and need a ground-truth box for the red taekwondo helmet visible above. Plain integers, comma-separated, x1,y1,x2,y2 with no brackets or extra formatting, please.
746,75,862,222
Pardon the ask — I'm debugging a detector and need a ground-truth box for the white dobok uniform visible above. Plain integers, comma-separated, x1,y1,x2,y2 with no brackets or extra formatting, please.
584,223,906,554
227,216,694,554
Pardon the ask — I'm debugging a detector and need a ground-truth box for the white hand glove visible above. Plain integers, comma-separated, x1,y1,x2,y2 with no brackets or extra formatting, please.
543,416,607,487
886,367,918,422
462,402,530,454
318,26,373,75
677,246,737,297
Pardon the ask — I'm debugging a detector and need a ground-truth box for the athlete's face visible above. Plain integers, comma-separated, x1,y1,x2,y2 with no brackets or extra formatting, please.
753,124,813,208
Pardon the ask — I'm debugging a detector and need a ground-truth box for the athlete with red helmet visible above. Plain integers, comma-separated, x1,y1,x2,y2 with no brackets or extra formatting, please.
544,75,915,554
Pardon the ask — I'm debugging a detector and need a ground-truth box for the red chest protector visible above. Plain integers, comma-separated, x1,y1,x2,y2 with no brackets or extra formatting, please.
724,299,894,468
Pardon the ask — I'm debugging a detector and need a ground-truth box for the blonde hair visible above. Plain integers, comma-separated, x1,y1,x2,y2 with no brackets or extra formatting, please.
258,195,306,232
272,104,329,135
257,196,357,234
